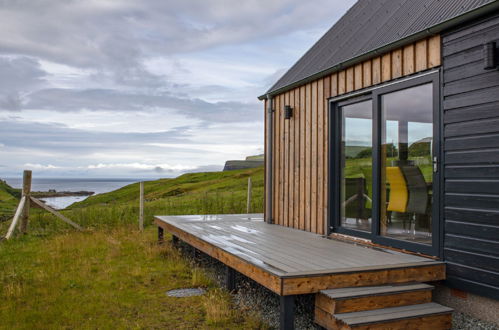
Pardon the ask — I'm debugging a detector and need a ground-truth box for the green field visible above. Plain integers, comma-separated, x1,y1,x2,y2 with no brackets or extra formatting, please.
0,180,21,222
0,167,267,329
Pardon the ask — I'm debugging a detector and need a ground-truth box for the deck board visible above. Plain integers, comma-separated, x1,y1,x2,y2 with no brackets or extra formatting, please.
155,214,445,295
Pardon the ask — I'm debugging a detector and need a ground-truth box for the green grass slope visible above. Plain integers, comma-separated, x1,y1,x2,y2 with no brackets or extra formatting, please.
0,167,264,237
71,166,264,211
0,180,20,222
0,168,268,328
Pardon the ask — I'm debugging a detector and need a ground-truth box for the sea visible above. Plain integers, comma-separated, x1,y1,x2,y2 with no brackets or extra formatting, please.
4,178,143,210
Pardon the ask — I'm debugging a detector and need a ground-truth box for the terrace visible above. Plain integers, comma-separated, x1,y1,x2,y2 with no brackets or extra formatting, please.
154,214,447,329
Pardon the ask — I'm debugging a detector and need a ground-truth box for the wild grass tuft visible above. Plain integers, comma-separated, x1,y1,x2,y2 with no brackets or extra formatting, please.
203,288,234,325
191,267,212,287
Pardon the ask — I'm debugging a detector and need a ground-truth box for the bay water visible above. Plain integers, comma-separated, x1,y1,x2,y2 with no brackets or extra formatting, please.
4,178,144,209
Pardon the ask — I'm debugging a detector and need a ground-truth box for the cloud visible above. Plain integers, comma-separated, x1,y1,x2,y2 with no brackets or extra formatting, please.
0,0,356,178
87,162,195,171
0,1,353,64
21,88,261,124
24,163,60,170
0,56,47,110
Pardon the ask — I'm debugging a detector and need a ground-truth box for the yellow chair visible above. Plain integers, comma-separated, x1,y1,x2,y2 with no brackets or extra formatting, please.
386,167,408,212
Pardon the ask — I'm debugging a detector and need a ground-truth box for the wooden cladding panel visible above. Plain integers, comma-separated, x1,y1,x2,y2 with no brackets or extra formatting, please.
428,35,441,67
284,91,294,227
283,92,289,227
317,79,324,235
292,89,300,228
275,94,280,224
363,61,372,88
403,44,415,75
382,53,392,82
322,77,330,236
415,39,428,71
338,70,346,94
331,73,338,97
354,64,363,90
299,86,306,230
346,67,354,92
305,83,312,231
372,57,381,85
392,49,403,78
268,35,441,233
311,81,318,233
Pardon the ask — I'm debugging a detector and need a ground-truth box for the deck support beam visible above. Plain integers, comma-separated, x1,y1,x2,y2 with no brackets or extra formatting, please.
280,295,295,330
225,266,236,292
158,226,164,244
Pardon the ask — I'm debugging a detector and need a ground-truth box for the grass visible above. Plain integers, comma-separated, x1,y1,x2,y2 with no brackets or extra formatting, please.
0,180,21,222
0,167,268,329
0,227,267,329
0,167,264,237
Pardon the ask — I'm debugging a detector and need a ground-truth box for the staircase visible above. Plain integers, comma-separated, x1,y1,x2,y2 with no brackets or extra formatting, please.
314,282,453,329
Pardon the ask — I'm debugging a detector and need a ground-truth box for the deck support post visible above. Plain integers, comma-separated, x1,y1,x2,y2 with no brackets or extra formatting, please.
279,295,295,330
192,247,199,260
158,226,164,244
225,266,236,292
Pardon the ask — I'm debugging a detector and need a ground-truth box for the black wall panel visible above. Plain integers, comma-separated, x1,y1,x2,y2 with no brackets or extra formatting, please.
443,11,499,300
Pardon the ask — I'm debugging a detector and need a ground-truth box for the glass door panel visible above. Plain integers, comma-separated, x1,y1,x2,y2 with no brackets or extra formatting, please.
339,100,373,232
380,84,433,245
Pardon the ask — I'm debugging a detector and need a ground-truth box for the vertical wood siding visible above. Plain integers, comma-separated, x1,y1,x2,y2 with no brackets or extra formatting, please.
442,14,499,300
267,35,441,234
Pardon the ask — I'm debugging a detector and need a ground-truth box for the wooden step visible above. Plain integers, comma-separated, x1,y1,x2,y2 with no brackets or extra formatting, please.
315,283,433,314
315,302,453,330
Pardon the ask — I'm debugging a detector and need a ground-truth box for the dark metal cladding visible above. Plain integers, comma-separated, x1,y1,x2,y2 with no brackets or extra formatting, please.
442,11,499,301
264,0,495,96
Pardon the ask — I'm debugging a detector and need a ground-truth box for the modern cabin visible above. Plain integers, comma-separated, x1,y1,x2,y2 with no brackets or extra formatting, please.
156,1,499,329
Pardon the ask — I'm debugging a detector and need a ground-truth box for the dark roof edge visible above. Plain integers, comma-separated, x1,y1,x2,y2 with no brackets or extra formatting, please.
258,1,499,101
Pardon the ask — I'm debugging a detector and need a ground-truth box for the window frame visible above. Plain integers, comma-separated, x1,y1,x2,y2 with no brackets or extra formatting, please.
328,70,442,257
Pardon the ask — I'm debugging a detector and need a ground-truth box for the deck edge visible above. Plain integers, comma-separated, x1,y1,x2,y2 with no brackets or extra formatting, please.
154,217,284,295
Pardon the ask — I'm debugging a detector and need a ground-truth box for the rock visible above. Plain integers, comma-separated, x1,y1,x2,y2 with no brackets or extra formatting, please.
223,160,264,171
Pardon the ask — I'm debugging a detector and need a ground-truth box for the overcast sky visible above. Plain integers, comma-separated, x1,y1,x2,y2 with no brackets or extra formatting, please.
0,0,355,178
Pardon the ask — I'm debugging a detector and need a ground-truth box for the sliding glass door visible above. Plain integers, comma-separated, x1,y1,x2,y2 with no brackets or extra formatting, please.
380,84,434,245
339,99,373,233
331,72,441,256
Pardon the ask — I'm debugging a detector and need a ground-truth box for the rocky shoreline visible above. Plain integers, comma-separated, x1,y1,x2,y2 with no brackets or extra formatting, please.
31,191,94,198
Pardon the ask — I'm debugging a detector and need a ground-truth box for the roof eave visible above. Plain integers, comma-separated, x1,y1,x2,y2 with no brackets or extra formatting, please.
258,1,499,101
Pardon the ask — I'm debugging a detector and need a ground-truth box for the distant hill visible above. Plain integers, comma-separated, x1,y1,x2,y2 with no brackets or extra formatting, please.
223,154,264,171
345,146,371,158
70,166,264,209
245,154,264,161
409,137,432,157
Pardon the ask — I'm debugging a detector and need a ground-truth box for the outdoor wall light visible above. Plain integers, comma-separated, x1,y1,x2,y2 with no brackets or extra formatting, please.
483,41,498,70
284,105,293,119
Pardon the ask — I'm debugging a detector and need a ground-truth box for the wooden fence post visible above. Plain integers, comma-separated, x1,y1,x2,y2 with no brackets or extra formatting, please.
5,196,26,240
20,170,32,234
246,177,252,214
139,181,144,231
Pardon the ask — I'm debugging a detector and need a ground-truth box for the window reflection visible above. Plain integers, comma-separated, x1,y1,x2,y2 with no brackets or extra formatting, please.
380,83,433,244
340,100,372,232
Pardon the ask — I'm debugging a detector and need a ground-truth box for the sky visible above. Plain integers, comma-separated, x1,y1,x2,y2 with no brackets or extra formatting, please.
0,0,356,179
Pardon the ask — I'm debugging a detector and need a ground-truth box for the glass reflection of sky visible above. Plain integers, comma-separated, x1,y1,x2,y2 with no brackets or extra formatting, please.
345,119,431,147
345,118,371,146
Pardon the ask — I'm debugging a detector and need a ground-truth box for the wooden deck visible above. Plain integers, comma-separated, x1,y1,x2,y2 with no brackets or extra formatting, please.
154,214,445,296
